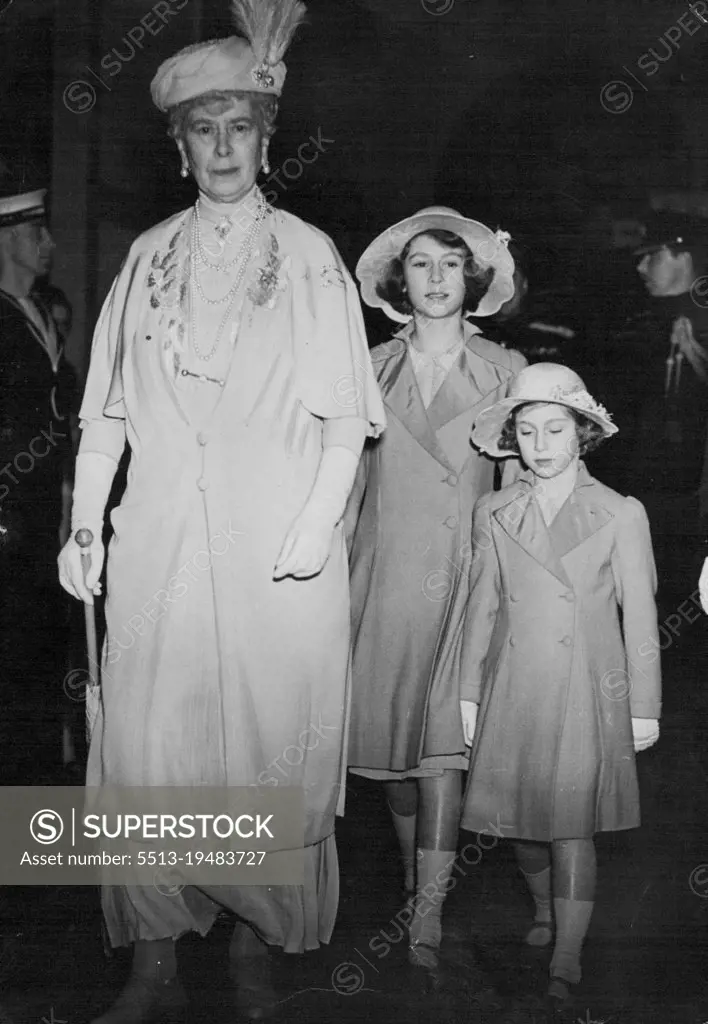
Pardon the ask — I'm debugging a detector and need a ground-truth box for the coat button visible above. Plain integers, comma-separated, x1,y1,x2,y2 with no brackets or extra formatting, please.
443,516,458,529
560,635,572,646
510,593,519,602
197,477,209,491
197,431,209,446
509,636,516,647
445,473,458,486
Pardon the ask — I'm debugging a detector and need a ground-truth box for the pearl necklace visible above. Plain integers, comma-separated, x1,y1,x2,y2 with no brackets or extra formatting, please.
193,190,262,272
189,194,267,362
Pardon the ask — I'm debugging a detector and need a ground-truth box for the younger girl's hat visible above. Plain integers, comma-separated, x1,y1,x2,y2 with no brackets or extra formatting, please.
355,206,516,323
472,362,618,458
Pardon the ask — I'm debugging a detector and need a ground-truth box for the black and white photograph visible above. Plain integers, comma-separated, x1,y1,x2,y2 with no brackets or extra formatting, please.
1,0,707,1021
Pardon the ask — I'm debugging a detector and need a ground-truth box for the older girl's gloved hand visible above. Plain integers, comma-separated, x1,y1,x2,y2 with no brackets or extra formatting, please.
632,717,659,752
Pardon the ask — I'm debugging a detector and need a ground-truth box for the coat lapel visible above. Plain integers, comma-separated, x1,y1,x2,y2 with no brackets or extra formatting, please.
493,480,573,588
379,333,457,472
426,329,512,433
550,464,615,558
493,463,614,585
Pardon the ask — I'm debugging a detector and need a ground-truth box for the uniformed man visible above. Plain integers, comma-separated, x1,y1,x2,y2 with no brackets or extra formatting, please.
0,178,76,783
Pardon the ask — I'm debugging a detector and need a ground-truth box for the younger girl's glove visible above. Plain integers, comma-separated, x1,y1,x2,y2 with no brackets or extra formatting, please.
460,700,479,746
632,717,659,752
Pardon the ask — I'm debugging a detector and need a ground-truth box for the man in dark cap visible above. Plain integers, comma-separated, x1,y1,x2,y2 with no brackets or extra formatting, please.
0,177,76,783
631,213,708,590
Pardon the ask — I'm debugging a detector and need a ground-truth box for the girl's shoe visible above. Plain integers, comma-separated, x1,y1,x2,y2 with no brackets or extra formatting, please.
547,974,574,1008
525,921,554,947
90,973,187,1024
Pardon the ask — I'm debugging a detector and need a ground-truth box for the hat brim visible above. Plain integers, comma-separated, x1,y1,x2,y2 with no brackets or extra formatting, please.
472,395,619,459
355,209,516,320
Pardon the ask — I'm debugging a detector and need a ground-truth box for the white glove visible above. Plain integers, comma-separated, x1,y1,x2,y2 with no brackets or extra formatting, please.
632,717,659,752
699,555,708,613
58,451,117,604
460,700,479,746
274,446,360,580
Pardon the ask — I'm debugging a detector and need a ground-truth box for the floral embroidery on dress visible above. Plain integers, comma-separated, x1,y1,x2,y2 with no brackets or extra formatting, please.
146,218,189,379
320,264,345,288
247,234,290,310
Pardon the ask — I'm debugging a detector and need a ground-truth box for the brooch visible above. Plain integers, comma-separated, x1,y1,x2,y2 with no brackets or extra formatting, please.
248,235,290,309
320,264,346,288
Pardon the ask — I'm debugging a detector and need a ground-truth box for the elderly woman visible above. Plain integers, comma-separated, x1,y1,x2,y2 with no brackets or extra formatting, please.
346,208,526,974
57,3,385,1021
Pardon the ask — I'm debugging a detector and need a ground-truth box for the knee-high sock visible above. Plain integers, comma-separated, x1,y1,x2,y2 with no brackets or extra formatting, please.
409,848,456,949
389,805,417,891
550,898,594,983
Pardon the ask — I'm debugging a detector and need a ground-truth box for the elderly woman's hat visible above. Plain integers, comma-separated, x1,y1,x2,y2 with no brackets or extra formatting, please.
356,207,516,322
472,362,618,458
151,0,306,111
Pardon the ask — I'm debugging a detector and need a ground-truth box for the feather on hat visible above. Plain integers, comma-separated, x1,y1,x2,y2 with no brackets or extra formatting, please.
151,0,306,111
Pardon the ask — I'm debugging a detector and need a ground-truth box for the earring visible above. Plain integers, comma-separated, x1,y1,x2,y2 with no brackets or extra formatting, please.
180,164,189,179
261,144,270,176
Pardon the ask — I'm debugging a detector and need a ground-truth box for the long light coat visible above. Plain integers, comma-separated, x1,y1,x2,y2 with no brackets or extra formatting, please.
439,464,662,840
346,322,526,771
79,204,386,951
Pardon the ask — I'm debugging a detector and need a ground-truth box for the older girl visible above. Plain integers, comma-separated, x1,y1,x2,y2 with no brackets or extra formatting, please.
446,362,661,1004
346,207,525,973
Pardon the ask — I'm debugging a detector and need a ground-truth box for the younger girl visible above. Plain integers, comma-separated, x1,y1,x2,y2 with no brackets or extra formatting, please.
447,362,661,1003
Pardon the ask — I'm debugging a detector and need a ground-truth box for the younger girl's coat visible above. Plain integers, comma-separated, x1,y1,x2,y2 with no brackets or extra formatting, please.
440,463,661,840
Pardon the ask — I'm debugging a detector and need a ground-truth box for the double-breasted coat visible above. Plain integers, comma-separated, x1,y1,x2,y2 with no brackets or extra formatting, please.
346,322,526,773
438,464,662,840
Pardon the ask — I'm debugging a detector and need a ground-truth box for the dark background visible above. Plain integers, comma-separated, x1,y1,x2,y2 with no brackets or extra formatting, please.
1,0,707,370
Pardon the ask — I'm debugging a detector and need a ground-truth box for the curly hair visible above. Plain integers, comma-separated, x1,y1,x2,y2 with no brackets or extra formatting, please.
375,229,495,317
167,89,279,141
498,403,607,457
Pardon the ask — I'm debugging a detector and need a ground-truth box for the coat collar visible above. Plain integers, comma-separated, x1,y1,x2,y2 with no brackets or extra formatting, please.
379,320,515,470
492,462,614,586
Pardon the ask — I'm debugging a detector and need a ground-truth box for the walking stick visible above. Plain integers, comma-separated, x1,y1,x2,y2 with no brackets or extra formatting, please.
75,528,100,741
75,528,99,684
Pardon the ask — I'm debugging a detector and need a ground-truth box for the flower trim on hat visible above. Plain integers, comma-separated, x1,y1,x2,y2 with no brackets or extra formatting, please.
547,384,614,422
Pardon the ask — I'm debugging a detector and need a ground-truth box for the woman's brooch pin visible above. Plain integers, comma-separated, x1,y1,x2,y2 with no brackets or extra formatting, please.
320,264,346,288
248,235,290,309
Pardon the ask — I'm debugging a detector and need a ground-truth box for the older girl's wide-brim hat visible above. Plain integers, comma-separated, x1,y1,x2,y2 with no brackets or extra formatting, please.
472,362,618,458
355,206,516,323
151,0,306,111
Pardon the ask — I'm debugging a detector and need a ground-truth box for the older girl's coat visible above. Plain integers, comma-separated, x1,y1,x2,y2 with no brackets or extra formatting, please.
346,322,526,771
